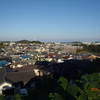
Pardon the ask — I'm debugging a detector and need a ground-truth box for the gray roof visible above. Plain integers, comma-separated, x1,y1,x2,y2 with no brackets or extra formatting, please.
0,68,5,84
4,71,36,84
5,67,15,73
0,66,36,89
0,66,23,84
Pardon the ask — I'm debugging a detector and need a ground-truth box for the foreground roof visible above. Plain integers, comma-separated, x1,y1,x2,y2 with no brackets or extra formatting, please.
4,71,36,84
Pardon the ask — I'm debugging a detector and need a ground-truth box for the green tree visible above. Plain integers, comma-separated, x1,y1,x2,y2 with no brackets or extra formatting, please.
0,42,4,49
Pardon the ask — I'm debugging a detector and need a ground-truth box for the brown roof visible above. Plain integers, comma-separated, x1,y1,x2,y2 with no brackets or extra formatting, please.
89,56,97,59
13,65,43,72
4,71,36,83
81,56,89,60
0,67,14,84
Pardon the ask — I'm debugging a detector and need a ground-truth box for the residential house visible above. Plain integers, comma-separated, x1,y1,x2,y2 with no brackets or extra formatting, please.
44,54,54,62
0,57,12,63
35,61,83,80
0,61,9,68
21,55,30,61
25,60,36,65
12,65,44,80
0,65,37,95
10,61,28,68
0,66,14,95
11,53,24,58
67,59,93,71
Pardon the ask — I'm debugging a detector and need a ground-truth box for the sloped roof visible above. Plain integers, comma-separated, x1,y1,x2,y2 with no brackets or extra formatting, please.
25,60,36,63
5,67,15,73
4,71,36,84
45,54,54,58
39,65,51,75
0,61,8,67
68,59,93,70
0,58,12,62
0,67,16,84
0,67,5,84
14,53,24,55
35,61,51,74
35,61,50,66
49,63,64,75
27,52,35,54
81,56,89,60
21,55,29,59
39,60,83,77
12,65,43,72
12,58,21,61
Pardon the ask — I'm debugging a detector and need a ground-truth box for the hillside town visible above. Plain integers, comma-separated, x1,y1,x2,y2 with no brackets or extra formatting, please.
0,41,100,99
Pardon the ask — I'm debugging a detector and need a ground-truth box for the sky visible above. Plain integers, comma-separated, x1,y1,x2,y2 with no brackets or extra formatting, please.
0,0,100,42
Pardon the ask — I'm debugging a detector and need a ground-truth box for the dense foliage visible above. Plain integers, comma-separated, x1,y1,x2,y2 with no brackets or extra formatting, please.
72,43,85,46
30,41,43,44
86,58,100,73
0,94,21,100
27,73,100,100
77,44,100,55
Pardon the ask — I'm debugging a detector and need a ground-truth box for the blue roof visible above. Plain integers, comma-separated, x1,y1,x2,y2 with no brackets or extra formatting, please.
21,55,29,59
81,54,87,56
0,61,8,67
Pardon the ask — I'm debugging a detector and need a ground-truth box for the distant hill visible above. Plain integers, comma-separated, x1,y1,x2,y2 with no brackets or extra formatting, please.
16,40,30,43
71,41,82,43
16,40,43,44
60,42,71,44
71,41,84,46
95,41,100,43
0,41,10,43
